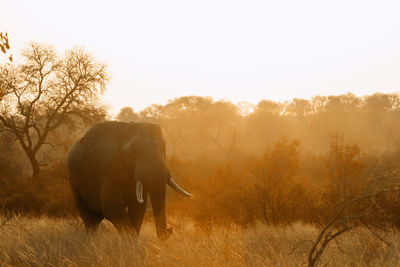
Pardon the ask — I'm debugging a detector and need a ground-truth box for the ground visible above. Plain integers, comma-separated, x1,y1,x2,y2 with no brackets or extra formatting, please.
0,216,398,266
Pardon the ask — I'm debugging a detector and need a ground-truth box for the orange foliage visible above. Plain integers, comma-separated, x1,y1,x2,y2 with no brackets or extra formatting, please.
252,138,304,224
2,94,400,229
323,135,366,203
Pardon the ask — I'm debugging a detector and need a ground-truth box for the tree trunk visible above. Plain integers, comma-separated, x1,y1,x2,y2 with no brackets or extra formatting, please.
31,163,40,179
28,153,40,179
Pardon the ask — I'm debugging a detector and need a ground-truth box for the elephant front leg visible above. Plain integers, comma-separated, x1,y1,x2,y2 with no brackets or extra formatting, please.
101,184,135,234
127,188,148,236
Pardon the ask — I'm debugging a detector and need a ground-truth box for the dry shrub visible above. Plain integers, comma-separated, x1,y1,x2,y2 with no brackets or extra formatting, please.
0,161,76,217
168,138,319,229
252,138,307,224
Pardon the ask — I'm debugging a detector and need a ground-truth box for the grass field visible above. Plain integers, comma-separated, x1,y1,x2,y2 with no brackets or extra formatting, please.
0,216,399,266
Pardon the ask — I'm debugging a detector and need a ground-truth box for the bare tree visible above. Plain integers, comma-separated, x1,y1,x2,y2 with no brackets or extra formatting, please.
0,42,108,178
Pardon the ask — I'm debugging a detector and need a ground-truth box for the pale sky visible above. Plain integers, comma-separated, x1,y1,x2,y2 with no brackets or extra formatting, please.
3,0,400,114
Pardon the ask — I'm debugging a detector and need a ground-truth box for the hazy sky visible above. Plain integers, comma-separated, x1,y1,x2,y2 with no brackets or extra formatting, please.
3,0,400,113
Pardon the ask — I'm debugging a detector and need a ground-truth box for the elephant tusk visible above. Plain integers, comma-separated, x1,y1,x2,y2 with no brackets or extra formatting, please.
136,180,144,203
167,178,192,198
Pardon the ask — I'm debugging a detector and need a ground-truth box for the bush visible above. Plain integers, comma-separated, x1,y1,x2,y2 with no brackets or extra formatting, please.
0,161,76,217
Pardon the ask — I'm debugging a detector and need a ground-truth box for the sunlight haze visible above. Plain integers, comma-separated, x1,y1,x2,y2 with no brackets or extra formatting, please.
4,2,400,265
3,0,400,113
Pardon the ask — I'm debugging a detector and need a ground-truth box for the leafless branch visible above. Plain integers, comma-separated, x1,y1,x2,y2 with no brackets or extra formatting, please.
308,185,400,267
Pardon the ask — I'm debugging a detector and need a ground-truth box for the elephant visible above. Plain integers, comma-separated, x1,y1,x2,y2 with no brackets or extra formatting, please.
66,121,191,240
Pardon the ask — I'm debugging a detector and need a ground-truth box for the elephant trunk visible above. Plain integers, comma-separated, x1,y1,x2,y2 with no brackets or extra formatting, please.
134,161,172,240
134,160,191,240
149,185,172,240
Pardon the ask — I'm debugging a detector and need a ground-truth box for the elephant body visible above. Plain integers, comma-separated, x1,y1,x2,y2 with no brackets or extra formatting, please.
66,121,190,239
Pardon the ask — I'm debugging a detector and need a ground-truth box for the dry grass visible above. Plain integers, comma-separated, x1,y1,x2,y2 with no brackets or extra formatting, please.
0,216,399,267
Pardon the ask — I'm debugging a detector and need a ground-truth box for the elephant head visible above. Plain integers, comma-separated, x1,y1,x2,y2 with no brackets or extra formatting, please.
122,123,191,239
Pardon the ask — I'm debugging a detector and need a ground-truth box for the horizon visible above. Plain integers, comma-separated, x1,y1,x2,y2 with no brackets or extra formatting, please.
113,91,400,116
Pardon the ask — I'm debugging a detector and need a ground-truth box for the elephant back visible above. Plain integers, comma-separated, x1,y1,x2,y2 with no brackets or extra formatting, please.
80,121,137,146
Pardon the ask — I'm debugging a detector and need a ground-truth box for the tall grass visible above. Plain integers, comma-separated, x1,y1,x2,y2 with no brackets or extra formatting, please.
0,216,399,266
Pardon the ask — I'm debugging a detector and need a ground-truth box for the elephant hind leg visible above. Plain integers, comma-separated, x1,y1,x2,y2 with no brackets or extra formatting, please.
70,184,103,233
